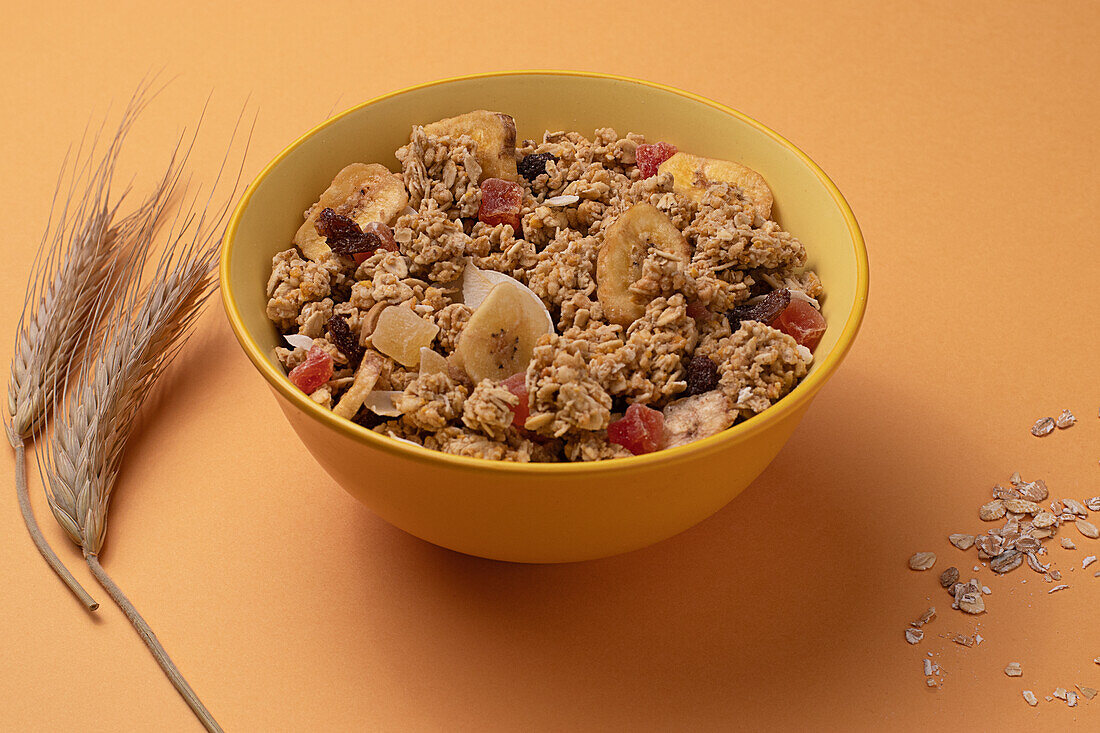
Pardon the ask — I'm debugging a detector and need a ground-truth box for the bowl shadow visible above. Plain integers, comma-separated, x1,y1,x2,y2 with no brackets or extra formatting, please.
328,363,990,730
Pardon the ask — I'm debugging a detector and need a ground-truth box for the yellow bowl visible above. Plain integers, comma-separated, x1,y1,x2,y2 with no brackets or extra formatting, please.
220,71,868,563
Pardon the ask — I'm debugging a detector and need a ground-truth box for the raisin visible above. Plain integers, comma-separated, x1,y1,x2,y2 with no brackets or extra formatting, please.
315,208,394,257
517,152,557,181
728,288,791,328
327,313,364,366
685,355,719,395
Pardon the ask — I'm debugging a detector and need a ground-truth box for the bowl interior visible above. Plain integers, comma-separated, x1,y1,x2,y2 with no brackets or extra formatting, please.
224,72,866,462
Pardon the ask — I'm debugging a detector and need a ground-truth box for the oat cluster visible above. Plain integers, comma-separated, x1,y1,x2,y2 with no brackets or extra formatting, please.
265,117,821,461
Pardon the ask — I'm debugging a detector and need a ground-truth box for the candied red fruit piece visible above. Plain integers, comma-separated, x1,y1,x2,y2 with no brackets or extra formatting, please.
478,178,523,231
608,403,665,455
288,345,333,394
502,372,530,428
772,298,827,352
636,142,677,178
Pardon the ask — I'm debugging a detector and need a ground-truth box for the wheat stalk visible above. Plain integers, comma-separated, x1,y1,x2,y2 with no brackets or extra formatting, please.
5,81,166,610
37,100,250,733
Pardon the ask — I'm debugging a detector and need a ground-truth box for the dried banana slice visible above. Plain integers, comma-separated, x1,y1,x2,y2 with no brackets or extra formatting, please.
596,203,691,327
294,163,408,261
662,391,737,448
423,110,518,182
453,281,554,383
658,152,773,219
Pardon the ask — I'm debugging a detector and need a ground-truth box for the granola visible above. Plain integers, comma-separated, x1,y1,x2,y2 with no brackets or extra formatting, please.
267,110,826,461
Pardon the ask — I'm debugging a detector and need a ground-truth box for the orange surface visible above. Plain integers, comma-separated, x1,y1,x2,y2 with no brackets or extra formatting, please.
1,0,1098,730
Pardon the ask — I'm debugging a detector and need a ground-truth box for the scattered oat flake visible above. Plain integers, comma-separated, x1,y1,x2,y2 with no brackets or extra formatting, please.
1062,537,1078,550
1055,409,1076,429
981,586,991,595
1023,690,1039,706
1067,691,1078,707
951,633,976,647
949,533,975,550
909,552,937,570
1086,556,1098,569
1086,496,1100,512
925,677,937,687
1005,662,1023,677
923,659,933,676
1048,569,1062,580
905,628,924,644
1048,584,1070,594
912,607,936,628
1078,685,1098,700
1054,687,1068,700
974,634,984,645
1077,519,1099,539
1031,417,1056,436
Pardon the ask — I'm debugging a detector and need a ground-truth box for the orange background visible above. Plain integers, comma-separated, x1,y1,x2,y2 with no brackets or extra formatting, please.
2,1,1099,730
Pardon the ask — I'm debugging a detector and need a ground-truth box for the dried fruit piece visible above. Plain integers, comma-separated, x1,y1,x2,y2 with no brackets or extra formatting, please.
419,347,448,375
294,163,409,261
1005,662,1023,677
771,298,827,352
728,289,791,329
478,177,524,231
905,628,923,644
596,203,691,326
949,533,975,550
1031,416,1055,436
939,567,959,588
685,354,719,395
462,261,552,331
288,345,334,394
979,500,1007,521
608,403,665,455
371,306,440,368
423,110,518,181
657,151,774,219
1055,409,1076,428
662,392,736,448
315,209,399,263
636,141,678,178
1077,519,1099,539
454,281,554,382
332,351,385,419
327,313,364,366
517,152,557,181
501,373,530,428
909,552,937,571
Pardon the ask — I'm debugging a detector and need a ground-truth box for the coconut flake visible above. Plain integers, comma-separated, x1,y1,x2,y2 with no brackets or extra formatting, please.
284,333,314,350
787,289,821,310
543,194,580,207
461,261,554,333
363,390,405,417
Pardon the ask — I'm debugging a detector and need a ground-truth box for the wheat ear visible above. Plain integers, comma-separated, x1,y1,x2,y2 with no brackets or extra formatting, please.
39,104,250,733
6,82,163,610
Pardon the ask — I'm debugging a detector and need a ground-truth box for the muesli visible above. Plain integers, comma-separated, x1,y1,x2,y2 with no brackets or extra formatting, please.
265,110,827,461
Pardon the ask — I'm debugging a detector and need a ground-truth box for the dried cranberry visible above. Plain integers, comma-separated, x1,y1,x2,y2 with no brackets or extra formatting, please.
608,403,665,455
636,142,677,178
685,355,719,395
288,345,333,394
501,372,530,428
517,152,557,181
327,313,364,366
773,298,827,351
478,178,524,231
315,208,396,258
728,288,791,328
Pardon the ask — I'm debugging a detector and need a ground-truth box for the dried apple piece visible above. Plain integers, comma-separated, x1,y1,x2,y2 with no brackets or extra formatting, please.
371,306,440,368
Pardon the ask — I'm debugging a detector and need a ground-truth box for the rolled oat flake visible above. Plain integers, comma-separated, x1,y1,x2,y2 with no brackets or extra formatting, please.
1055,409,1076,429
1031,416,1056,437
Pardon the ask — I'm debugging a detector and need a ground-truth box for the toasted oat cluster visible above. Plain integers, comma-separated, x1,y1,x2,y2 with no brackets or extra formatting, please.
265,110,827,461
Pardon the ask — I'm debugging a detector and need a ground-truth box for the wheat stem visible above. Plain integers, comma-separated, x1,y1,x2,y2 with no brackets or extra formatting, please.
85,553,223,732
13,439,98,610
